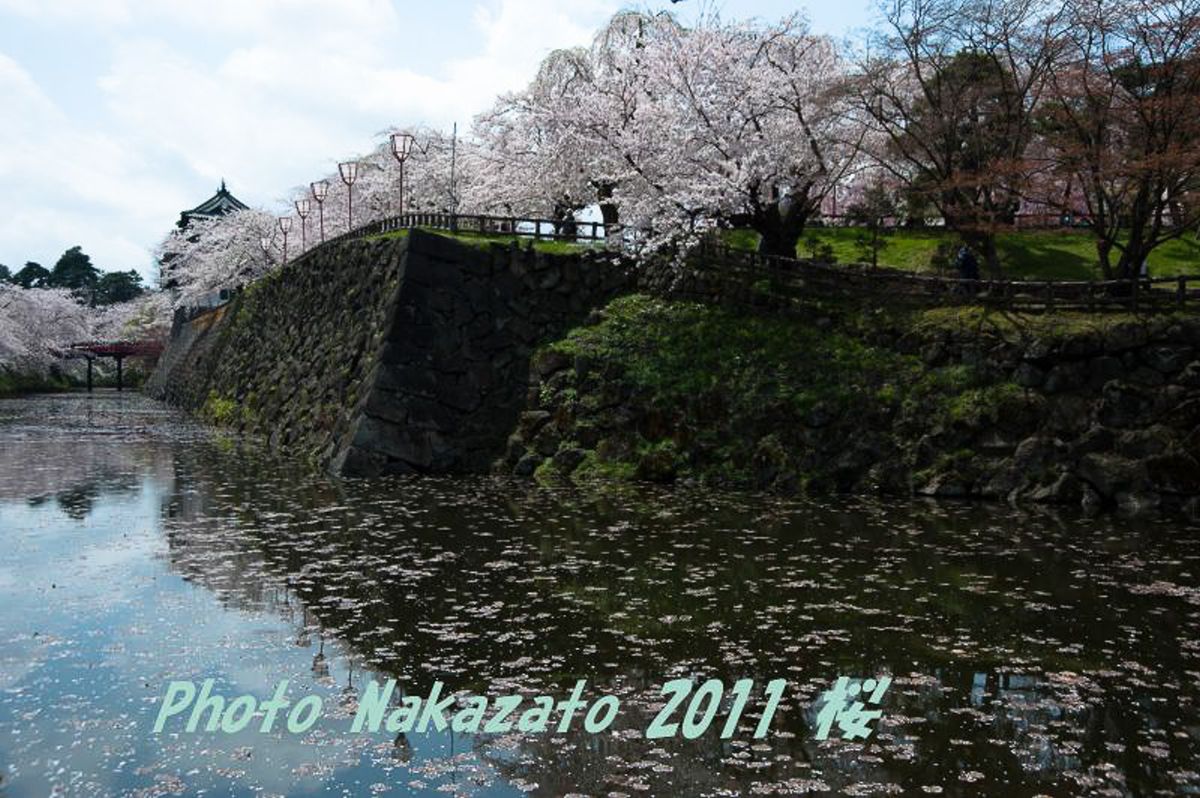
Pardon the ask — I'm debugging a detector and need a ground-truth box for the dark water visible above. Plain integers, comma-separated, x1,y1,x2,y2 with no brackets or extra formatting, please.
0,393,1198,797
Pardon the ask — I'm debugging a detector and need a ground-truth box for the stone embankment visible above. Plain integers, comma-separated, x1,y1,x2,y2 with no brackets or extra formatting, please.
500,297,1200,516
149,228,1200,515
908,316,1200,514
147,230,630,475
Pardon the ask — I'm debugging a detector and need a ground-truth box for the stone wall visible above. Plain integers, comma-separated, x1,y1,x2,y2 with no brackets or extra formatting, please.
148,230,631,476
149,231,1200,513
144,304,236,403
907,316,1200,514
147,237,404,469
498,299,1200,517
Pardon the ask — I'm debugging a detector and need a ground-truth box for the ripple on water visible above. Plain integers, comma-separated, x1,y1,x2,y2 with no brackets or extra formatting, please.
0,392,1196,796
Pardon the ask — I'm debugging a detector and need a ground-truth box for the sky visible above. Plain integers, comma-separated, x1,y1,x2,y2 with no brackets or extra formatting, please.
0,0,874,282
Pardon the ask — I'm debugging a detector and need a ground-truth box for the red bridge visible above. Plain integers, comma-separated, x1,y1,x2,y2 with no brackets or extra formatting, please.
68,340,166,392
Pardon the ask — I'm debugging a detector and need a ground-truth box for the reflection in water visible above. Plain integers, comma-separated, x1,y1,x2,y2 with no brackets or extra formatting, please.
0,393,1197,796
0,394,182,520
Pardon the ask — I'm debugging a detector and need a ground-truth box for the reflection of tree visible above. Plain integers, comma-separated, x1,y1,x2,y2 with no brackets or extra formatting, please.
0,396,177,520
158,445,1200,796
53,482,101,520
17,460,146,520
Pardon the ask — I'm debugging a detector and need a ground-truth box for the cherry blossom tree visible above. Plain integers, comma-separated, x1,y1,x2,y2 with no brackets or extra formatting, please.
1035,0,1200,279
621,13,861,256
156,209,277,305
0,284,95,379
470,48,597,222
466,11,681,231
489,11,861,255
0,283,171,387
91,291,172,343
146,3,1191,286
398,126,481,216
852,0,1063,276
576,11,686,230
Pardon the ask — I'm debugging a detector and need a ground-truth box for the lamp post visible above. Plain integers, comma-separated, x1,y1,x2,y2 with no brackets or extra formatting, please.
295,198,311,252
277,216,292,265
260,236,272,265
390,132,415,218
338,162,359,232
311,180,329,243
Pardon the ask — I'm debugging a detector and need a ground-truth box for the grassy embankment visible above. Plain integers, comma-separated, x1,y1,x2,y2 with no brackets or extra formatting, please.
0,367,150,398
522,290,1182,490
725,227,1200,279
524,294,952,487
371,222,1200,277
0,370,75,398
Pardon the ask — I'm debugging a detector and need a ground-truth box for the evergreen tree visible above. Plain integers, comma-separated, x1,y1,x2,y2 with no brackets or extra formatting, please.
13,262,50,289
48,246,101,297
94,270,145,306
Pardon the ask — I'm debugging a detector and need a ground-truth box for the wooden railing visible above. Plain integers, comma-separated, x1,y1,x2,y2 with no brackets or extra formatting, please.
69,340,165,357
305,214,1196,314
687,242,1200,314
320,212,609,248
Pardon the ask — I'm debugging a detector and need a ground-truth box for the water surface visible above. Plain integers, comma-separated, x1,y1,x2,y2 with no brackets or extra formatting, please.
0,393,1197,796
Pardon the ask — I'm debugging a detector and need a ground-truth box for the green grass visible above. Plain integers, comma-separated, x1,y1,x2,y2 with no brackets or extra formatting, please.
369,227,595,255
724,226,1200,280
546,294,920,421
535,294,1055,490
0,370,74,397
366,229,410,242
200,390,242,426
912,304,1189,340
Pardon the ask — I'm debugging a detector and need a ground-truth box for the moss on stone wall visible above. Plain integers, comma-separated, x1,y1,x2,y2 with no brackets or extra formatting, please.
149,225,1200,516
501,294,1200,516
149,236,406,468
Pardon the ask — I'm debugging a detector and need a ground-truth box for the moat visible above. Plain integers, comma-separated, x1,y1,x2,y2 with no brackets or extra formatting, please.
0,392,1197,796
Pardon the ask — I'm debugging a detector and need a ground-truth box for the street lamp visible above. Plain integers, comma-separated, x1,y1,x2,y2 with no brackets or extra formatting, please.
295,198,311,252
311,180,329,243
259,236,272,266
390,132,415,218
338,161,359,232
278,216,292,265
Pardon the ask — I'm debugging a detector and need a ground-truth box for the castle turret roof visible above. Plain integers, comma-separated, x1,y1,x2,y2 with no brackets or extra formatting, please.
178,180,249,228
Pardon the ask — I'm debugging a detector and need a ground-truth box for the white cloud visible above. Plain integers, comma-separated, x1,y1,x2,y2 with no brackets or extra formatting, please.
0,0,628,279
0,51,189,277
0,0,132,25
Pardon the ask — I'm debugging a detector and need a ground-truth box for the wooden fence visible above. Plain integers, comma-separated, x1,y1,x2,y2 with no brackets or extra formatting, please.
321,212,608,248
308,214,1197,315
687,242,1200,314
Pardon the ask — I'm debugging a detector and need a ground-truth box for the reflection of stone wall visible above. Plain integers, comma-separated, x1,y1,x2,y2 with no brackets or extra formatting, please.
148,230,630,476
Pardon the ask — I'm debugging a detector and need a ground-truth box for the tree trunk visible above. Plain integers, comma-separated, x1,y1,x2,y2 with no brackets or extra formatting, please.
1116,245,1148,283
757,227,799,258
753,198,811,259
1095,238,1115,281
593,181,620,228
982,235,1001,279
